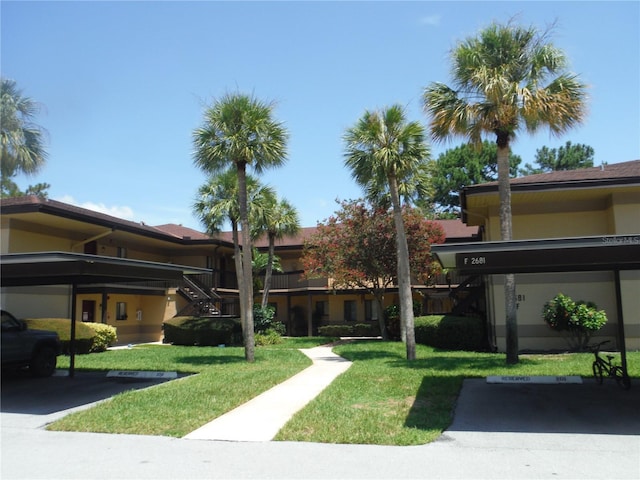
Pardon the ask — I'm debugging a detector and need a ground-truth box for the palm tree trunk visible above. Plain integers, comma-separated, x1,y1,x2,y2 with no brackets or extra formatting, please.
231,221,244,331
389,174,416,360
261,233,276,309
496,138,518,364
237,163,255,362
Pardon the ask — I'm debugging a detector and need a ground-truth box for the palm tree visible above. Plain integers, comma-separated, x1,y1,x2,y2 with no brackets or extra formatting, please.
193,93,288,362
194,170,275,323
255,195,300,308
251,247,283,292
344,105,430,361
1,78,48,195
423,22,588,364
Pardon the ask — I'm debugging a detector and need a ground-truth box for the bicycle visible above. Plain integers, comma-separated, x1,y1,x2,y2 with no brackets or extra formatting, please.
590,340,631,390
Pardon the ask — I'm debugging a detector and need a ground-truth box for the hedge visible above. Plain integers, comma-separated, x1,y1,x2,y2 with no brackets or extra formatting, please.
317,323,380,337
24,318,96,354
414,315,487,351
162,316,243,346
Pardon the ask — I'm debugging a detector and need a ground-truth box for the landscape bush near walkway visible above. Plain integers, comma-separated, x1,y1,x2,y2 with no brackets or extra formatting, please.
414,315,487,351
162,316,243,346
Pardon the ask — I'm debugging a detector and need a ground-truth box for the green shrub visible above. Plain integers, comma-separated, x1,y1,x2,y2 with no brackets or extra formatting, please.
414,315,487,351
317,323,380,337
542,293,607,351
353,323,379,336
83,323,118,352
318,325,354,337
253,305,286,335
255,328,284,346
162,316,243,346
24,318,95,354
384,305,401,340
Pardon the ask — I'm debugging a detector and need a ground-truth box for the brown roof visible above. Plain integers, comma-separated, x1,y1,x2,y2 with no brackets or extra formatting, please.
465,159,640,193
2,196,479,249
153,224,211,241
253,220,479,249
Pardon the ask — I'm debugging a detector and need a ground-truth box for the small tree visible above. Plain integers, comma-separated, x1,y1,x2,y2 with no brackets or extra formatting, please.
542,293,607,351
302,199,445,340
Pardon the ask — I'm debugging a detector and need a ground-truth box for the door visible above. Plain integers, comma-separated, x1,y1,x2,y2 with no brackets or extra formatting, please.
81,300,95,322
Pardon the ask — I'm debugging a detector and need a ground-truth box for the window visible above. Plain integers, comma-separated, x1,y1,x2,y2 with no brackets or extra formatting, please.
315,301,328,317
344,300,357,322
365,300,379,322
117,246,127,258
116,302,128,321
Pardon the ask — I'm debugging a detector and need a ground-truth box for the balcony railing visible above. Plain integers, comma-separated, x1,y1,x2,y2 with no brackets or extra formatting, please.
269,271,328,290
186,269,463,295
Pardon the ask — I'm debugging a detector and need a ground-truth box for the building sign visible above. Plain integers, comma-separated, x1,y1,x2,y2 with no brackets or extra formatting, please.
454,242,640,275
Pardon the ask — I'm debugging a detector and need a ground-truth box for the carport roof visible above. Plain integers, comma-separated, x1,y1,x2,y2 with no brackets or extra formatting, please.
0,251,211,287
431,235,640,275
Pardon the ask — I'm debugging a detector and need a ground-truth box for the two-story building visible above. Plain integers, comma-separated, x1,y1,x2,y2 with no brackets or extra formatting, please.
0,196,479,344
432,159,640,353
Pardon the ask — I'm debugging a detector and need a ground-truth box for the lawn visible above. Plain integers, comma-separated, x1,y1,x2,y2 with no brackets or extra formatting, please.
50,339,639,444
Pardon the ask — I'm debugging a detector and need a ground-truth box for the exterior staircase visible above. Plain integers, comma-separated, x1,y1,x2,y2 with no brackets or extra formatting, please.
177,275,222,317
450,275,485,316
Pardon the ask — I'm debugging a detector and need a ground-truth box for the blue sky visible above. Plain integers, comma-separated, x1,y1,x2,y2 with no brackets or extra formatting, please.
3,1,639,231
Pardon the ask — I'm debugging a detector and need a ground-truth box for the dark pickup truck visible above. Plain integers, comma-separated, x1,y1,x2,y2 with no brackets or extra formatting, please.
1,310,61,377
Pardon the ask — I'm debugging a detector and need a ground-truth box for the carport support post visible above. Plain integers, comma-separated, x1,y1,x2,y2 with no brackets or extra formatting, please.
69,283,77,378
614,270,629,379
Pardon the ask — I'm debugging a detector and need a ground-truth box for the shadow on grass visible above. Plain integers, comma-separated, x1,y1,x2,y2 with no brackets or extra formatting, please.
173,355,246,366
387,354,543,373
405,375,462,433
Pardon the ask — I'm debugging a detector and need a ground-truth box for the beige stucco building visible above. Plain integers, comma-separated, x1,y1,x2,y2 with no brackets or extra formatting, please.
0,196,478,344
457,160,640,352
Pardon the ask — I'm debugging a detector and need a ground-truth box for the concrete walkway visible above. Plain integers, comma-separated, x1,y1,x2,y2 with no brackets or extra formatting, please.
183,345,352,441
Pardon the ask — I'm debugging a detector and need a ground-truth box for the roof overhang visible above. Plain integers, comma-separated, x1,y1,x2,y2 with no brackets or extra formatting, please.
0,252,211,287
431,235,640,275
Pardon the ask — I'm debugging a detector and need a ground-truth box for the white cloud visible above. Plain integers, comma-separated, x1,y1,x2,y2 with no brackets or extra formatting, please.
419,14,441,26
56,195,135,220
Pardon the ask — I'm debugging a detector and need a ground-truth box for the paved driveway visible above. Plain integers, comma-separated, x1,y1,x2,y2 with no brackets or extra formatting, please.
2,373,639,479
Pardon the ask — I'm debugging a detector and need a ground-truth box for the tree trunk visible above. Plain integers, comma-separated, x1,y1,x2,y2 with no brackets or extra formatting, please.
261,233,276,309
496,138,518,364
373,290,388,340
389,174,416,360
237,163,255,362
231,221,245,332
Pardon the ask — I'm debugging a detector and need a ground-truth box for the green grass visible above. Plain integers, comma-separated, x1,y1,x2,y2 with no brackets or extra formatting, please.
49,339,334,436
275,341,640,445
49,339,640,444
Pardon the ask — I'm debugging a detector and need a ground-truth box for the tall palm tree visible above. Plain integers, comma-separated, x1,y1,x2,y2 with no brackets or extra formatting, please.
193,93,288,362
344,105,430,361
255,195,300,308
423,22,588,364
1,78,47,191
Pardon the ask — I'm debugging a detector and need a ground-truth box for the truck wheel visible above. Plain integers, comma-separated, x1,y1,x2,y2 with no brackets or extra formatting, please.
30,346,57,377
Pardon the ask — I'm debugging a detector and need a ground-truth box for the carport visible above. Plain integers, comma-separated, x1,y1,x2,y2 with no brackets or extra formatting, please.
431,234,640,381
1,251,211,376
